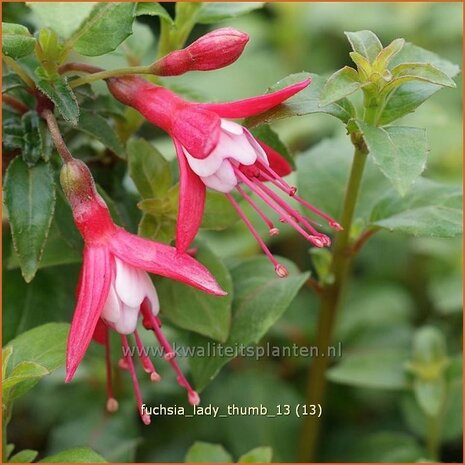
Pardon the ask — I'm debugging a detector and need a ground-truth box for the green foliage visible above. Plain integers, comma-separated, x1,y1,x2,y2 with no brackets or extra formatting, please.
39,447,107,463
2,22,36,59
185,442,233,463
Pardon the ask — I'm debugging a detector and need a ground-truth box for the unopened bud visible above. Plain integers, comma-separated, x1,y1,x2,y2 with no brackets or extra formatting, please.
151,28,249,76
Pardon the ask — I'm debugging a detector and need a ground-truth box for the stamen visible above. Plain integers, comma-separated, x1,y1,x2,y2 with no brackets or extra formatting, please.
236,185,279,236
256,159,294,192
103,326,118,413
226,193,288,278
134,330,161,382
140,306,200,406
120,335,151,425
118,357,129,370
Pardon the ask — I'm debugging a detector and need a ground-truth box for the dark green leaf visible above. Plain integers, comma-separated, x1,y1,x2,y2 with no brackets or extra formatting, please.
246,73,355,127
9,449,38,463
2,72,24,93
238,447,273,463
75,110,124,158
39,447,107,463
36,76,79,126
21,111,42,166
355,121,428,195
70,3,136,57
320,66,361,106
371,178,462,237
196,2,265,24
2,22,36,59
4,158,56,282
2,120,23,151
135,2,173,24
250,124,294,169
185,442,232,463
345,30,383,63
158,241,233,342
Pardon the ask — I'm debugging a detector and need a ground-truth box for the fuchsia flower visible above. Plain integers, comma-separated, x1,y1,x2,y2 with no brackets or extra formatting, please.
108,76,341,277
60,159,225,424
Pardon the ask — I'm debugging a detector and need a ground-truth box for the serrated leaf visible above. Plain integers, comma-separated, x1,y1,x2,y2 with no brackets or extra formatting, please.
239,447,273,463
69,2,136,57
327,350,409,389
135,2,173,24
2,22,36,59
4,157,56,282
345,30,383,63
355,121,428,195
250,124,294,169
9,449,38,463
185,442,232,463
246,73,355,127
370,178,462,237
190,256,308,390
37,76,79,126
127,138,171,199
75,110,124,158
3,120,23,151
320,66,361,106
157,241,233,342
196,2,264,24
39,447,106,463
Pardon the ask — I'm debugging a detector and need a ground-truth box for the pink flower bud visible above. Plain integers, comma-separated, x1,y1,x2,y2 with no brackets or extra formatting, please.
151,27,249,76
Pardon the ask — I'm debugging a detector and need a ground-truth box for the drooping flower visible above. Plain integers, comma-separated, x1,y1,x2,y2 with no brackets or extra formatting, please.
60,159,225,424
151,27,249,76
108,76,341,277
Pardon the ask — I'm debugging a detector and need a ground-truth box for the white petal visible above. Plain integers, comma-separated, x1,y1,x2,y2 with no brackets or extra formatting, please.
114,304,140,335
101,284,121,324
114,258,147,308
184,145,225,177
244,128,269,165
220,119,243,135
201,160,238,193
141,272,160,316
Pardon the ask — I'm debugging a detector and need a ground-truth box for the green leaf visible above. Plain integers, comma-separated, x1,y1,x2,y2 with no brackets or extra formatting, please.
246,73,355,127
345,30,383,63
371,178,462,237
3,120,24,151
75,110,124,158
2,72,25,93
69,2,136,57
185,442,232,463
327,350,409,389
127,138,171,199
373,38,405,71
9,449,38,463
2,346,13,380
355,121,428,195
27,2,97,39
190,256,308,390
2,22,36,59
36,76,79,126
196,2,264,23
4,158,56,282
249,124,294,169
202,192,238,231
135,2,173,24
320,66,361,106
157,241,233,342
21,111,43,166
3,361,49,400
238,447,273,463
39,447,106,463
413,378,446,417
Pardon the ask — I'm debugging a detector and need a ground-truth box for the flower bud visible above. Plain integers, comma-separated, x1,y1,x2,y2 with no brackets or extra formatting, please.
151,28,249,76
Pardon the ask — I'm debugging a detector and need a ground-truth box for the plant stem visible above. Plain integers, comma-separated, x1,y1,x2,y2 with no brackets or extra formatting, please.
2,94,29,114
68,65,152,88
58,62,104,75
427,414,440,461
2,55,36,90
41,109,73,163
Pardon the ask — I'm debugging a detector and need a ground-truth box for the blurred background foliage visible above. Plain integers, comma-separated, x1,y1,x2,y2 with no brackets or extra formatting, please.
2,2,462,463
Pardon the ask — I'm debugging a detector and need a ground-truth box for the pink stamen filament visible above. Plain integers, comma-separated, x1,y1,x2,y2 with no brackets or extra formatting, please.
134,329,161,382
121,335,151,425
104,326,118,413
226,193,288,277
256,159,294,192
141,306,200,406
236,185,278,235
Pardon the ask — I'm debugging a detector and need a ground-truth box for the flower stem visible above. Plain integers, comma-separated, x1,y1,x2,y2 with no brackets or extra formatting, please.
2,55,36,90
3,94,29,114
41,109,73,163
68,65,152,88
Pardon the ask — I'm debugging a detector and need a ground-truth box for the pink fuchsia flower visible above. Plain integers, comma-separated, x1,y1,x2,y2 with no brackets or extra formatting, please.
108,76,341,277
151,28,249,76
60,159,225,424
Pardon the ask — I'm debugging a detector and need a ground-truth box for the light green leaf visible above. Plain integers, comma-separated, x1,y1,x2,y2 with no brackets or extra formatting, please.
157,241,233,342
3,361,49,400
373,38,405,71
39,447,106,463
190,256,308,390
2,22,36,59
9,449,38,463
37,76,79,126
355,121,428,195
4,158,56,282
202,192,238,231
196,3,264,24
128,138,171,199
69,2,136,57
320,66,361,106
75,110,124,158
27,3,96,38
413,378,446,417
371,178,462,237
327,350,409,389
2,346,13,379
345,30,383,63
238,447,273,463
135,2,173,24
246,73,355,127
185,442,232,463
